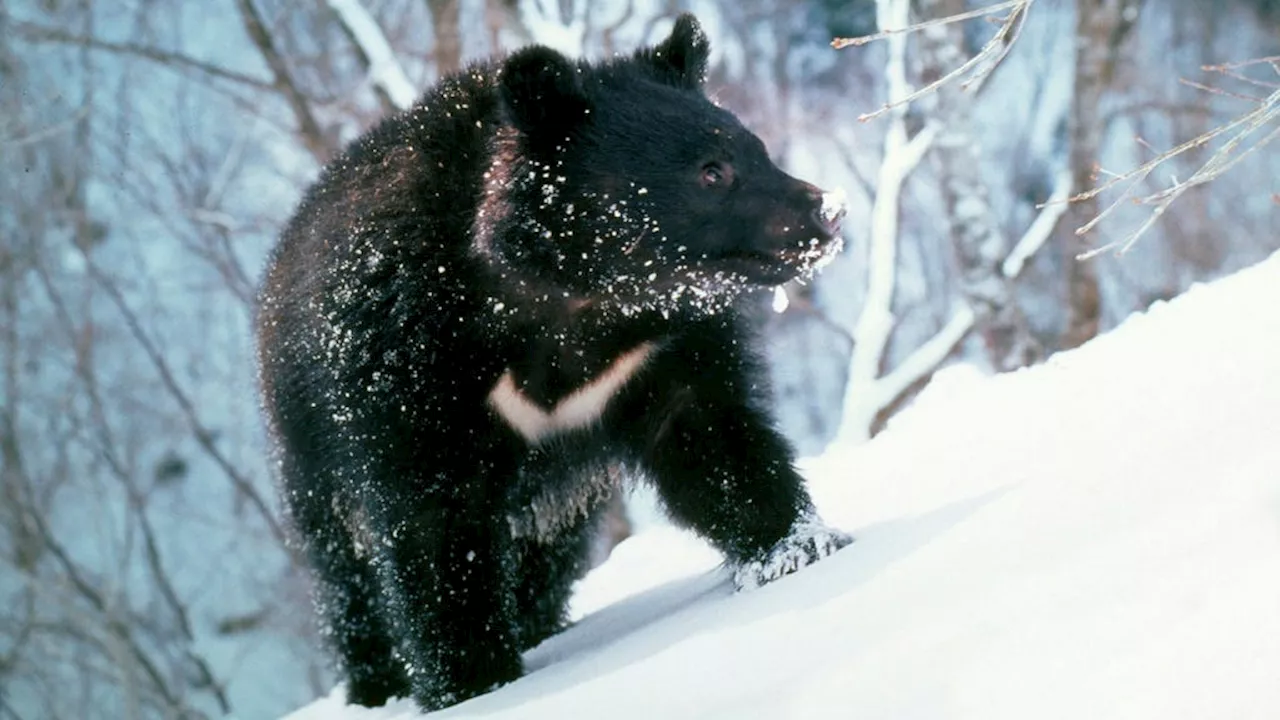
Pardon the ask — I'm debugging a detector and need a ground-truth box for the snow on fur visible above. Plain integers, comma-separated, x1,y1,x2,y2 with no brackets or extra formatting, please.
285,250,1280,719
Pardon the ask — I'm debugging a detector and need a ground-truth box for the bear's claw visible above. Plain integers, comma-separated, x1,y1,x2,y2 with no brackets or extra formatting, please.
732,520,853,591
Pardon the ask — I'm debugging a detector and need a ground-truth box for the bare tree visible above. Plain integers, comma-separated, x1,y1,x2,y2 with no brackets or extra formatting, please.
828,0,1276,445
1056,0,1143,349
831,0,1050,443
914,0,1039,370
2,2,342,716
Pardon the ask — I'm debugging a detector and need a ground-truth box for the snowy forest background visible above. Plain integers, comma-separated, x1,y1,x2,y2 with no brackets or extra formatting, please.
2,0,1277,718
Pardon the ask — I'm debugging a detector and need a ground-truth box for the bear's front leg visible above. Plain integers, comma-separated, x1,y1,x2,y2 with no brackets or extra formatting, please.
618,321,851,589
644,404,851,591
366,472,523,711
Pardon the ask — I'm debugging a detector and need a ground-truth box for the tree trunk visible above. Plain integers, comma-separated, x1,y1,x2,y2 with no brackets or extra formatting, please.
914,0,1038,371
1059,0,1143,350
427,0,462,77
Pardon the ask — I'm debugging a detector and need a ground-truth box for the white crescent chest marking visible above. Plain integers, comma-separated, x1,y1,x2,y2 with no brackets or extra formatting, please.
488,342,656,444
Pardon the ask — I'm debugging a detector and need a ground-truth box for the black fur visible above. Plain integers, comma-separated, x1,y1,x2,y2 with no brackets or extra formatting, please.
256,14,845,712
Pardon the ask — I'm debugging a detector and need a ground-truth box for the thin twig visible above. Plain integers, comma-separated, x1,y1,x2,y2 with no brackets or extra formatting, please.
1079,120,1280,259
22,509,188,715
0,103,92,148
960,3,1029,94
1179,77,1266,103
1060,85,1276,209
850,1,1034,121
1205,55,1280,72
831,0,1025,48
1203,56,1280,94
1075,89,1279,258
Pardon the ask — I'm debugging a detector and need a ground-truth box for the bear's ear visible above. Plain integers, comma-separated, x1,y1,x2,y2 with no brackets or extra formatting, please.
499,46,590,136
643,13,710,90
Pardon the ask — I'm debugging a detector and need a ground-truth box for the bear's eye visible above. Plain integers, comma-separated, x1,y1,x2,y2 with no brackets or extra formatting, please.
699,161,733,189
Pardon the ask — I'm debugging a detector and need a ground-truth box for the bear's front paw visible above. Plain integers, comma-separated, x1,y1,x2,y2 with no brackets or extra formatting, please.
732,521,852,591
345,669,409,708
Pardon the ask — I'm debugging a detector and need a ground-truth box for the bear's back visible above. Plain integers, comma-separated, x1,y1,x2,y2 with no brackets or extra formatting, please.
256,61,512,428
275,61,504,280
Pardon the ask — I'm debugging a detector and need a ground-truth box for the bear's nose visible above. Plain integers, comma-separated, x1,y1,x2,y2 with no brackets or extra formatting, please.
808,186,847,235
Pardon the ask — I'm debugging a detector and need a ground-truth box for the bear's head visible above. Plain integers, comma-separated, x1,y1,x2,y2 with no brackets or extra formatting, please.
478,14,846,314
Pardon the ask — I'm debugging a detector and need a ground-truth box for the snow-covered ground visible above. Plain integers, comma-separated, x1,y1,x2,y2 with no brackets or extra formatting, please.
285,250,1280,720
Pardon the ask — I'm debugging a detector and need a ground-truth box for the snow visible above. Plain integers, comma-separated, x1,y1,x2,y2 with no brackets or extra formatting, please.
771,285,790,313
285,247,1280,719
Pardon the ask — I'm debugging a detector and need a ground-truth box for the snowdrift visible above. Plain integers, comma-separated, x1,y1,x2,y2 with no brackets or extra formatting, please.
285,251,1280,720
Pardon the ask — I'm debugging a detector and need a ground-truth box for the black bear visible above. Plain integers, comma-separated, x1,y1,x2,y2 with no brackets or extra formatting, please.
256,14,850,712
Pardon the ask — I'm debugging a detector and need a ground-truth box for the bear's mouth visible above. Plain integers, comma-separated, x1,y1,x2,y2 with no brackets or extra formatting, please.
716,236,844,285
713,253,796,285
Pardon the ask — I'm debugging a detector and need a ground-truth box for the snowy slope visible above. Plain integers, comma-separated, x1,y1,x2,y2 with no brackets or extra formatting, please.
285,251,1280,720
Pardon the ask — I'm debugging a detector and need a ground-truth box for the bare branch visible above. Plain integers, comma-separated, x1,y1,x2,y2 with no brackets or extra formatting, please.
83,263,291,551
233,0,333,162
19,509,197,718
833,0,1034,122
132,497,232,713
831,0,1025,48
1205,55,1280,73
0,103,91,148
11,21,277,92
1179,77,1267,103
959,2,1029,94
1074,85,1279,258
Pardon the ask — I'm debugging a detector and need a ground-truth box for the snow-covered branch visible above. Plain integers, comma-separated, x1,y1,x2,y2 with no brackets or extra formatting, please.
326,0,418,111
876,305,976,405
519,0,592,57
1003,169,1071,278
836,0,942,446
